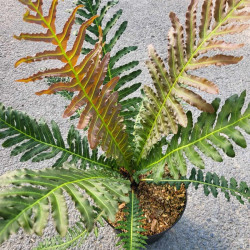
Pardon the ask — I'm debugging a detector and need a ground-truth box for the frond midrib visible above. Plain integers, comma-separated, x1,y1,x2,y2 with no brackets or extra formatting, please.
144,113,250,170
130,190,134,250
0,116,111,169
29,1,129,167
135,0,245,165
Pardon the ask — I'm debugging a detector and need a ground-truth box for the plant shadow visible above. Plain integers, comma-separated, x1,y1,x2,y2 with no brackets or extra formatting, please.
145,217,224,250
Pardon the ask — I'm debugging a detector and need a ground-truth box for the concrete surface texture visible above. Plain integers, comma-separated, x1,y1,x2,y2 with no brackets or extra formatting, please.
0,0,249,249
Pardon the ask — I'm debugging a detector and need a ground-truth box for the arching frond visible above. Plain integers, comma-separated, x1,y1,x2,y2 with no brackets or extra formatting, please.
142,168,250,204
0,104,116,169
134,0,250,164
75,0,143,139
139,91,249,179
0,167,130,244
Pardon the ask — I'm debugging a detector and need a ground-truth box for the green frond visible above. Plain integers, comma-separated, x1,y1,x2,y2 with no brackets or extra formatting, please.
139,91,250,179
0,104,116,169
142,168,250,204
35,221,88,250
116,191,147,250
76,0,126,52
133,0,250,164
0,167,130,244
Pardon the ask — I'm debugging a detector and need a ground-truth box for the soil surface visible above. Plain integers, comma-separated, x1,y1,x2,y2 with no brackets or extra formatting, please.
111,182,186,237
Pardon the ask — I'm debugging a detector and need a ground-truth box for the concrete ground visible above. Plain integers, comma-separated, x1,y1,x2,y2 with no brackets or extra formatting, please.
0,0,249,249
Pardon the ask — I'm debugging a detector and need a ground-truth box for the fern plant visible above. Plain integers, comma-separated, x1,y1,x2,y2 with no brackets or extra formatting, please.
0,0,249,249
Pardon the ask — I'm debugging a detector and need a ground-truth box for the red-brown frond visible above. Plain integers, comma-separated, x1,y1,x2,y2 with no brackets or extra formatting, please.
14,1,131,165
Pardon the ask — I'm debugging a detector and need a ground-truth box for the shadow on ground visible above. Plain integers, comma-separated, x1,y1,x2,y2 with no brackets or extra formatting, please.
146,217,224,250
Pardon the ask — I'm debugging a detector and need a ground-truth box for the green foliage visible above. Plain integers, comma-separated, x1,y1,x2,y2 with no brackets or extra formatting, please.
139,91,250,179
143,168,250,204
133,0,250,164
0,167,130,244
0,104,116,169
116,191,147,250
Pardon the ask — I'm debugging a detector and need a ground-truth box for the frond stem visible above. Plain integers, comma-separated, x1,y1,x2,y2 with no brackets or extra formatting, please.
130,190,134,250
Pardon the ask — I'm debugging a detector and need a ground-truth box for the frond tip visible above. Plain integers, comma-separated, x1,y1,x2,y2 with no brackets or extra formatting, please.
35,213,105,250
133,0,250,163
35,221,89,250
14,0,131,166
